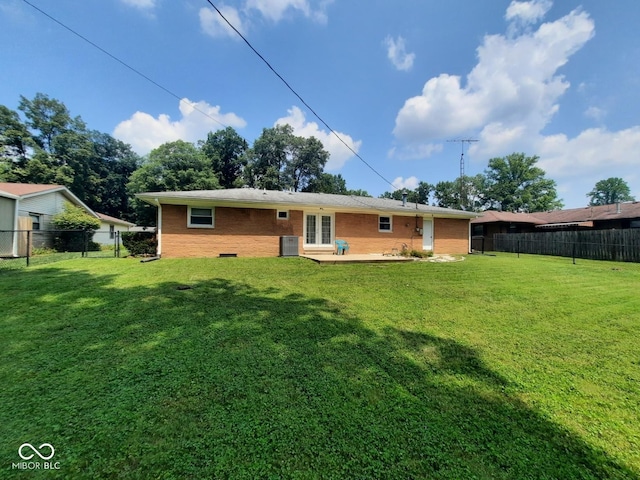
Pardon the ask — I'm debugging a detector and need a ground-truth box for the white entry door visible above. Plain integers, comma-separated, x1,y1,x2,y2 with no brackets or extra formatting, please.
422,219,433,251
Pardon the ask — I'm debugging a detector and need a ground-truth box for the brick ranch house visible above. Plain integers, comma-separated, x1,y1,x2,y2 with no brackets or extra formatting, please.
136,189,480,258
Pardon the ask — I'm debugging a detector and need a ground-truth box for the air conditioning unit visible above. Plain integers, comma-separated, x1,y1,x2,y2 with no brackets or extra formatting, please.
280,236,299,257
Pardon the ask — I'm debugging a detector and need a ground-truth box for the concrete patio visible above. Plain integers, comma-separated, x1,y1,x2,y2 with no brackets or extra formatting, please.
300,253,415,264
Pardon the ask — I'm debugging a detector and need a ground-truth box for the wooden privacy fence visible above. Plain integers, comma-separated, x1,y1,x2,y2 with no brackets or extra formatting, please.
493,230,640,263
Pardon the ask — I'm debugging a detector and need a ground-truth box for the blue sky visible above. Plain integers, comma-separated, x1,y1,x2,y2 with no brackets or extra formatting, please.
1,0,639,208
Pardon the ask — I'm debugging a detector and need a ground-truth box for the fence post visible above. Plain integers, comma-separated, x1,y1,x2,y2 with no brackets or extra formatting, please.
572,242,576,265
26,230,31,267
517,239,520,258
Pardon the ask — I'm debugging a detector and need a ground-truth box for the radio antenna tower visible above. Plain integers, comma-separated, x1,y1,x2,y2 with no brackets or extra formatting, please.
446,138,478,209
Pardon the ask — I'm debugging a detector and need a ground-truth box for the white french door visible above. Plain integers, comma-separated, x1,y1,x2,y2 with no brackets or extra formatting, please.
304,213,334,247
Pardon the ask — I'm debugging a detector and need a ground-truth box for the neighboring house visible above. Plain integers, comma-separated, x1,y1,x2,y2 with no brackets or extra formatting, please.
0,183,133,256
94,213,136,245
471,211,547,251
471,202,640,251
136,188,480,258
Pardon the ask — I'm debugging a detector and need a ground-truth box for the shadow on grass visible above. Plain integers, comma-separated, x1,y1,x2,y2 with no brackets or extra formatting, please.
0,267,636,479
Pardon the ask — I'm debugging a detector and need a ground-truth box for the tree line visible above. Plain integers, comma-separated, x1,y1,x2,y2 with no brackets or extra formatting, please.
1,93,633,226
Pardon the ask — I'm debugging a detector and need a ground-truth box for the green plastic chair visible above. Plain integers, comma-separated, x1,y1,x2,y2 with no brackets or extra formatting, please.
335,239,349,255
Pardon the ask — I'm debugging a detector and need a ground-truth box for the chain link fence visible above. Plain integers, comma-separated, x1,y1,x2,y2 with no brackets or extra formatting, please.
0,229,125,270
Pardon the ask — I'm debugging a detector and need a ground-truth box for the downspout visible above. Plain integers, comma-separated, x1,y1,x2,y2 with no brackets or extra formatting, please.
155,199,162,257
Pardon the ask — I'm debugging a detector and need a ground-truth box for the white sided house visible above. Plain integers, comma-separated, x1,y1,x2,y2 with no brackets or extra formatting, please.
94,213,135,245
0,183,133,256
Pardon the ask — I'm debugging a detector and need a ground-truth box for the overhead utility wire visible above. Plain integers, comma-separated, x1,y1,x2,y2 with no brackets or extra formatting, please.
203,0,396,190
21,0,228,130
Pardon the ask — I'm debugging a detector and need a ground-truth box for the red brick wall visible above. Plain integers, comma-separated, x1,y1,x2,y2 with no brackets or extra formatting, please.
161,205,303,257
434,217,470,254
334,212,424,254
160,204,470,257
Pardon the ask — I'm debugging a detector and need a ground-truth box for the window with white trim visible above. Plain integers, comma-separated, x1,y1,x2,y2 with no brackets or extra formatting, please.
379,215,392,232
277,210,289,220
188,207,214,228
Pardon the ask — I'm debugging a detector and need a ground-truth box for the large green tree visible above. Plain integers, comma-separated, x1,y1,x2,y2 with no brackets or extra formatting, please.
18,93,85,153
304,173,348,194
0,105,33,165
483,153,562,212
128,140,220,225
90,132,140,220
380,181,433,204
433,180,461,209
284,136,328,192
1,94,142,220
587,177,635,206
244,125,292,190
244,125,329,191
303,173,370,196
200,127,248,189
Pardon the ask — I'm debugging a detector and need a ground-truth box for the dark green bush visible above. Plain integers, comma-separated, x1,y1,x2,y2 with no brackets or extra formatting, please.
52,204,101,252
401,249,434,258
121,231,157,256
53,231,98,253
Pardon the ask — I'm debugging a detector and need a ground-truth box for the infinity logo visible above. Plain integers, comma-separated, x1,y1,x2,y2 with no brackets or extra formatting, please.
18,443,55,461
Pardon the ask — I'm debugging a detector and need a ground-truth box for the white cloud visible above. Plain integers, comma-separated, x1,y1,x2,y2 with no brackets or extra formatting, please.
384,35,415,72
113,98,247,155
538,127,640,178
393,7,595,143
584,106,606,122
388,143,443,161
245,0,330,23
199,5,246,39
275,106,361,170
199,1,330,40
537,127,640,206
388,2,640,207
120,0,157,10
505,0,552,25
392,176,419,191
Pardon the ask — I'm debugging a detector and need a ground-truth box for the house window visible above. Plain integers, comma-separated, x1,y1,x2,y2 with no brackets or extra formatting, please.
304,213,333,247
29,214,41,230
631,220,640,229
109,225,115,239
188,207,214,228
277,210,289,220
379,215,392,232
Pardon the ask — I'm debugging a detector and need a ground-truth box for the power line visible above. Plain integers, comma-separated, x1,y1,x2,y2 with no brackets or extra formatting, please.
21,0,228,131
203,0,397,190
22,0,398,192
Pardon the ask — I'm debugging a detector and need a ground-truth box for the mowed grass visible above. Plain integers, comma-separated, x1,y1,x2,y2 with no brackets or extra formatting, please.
1,254,639,479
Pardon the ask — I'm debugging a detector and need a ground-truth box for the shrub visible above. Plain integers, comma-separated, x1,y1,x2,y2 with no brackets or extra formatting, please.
51,204,101,252
401,249,434,259
32,247,56,256
121,231,157,256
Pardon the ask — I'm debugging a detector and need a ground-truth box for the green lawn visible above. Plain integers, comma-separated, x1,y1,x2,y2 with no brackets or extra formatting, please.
1,254,639,479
